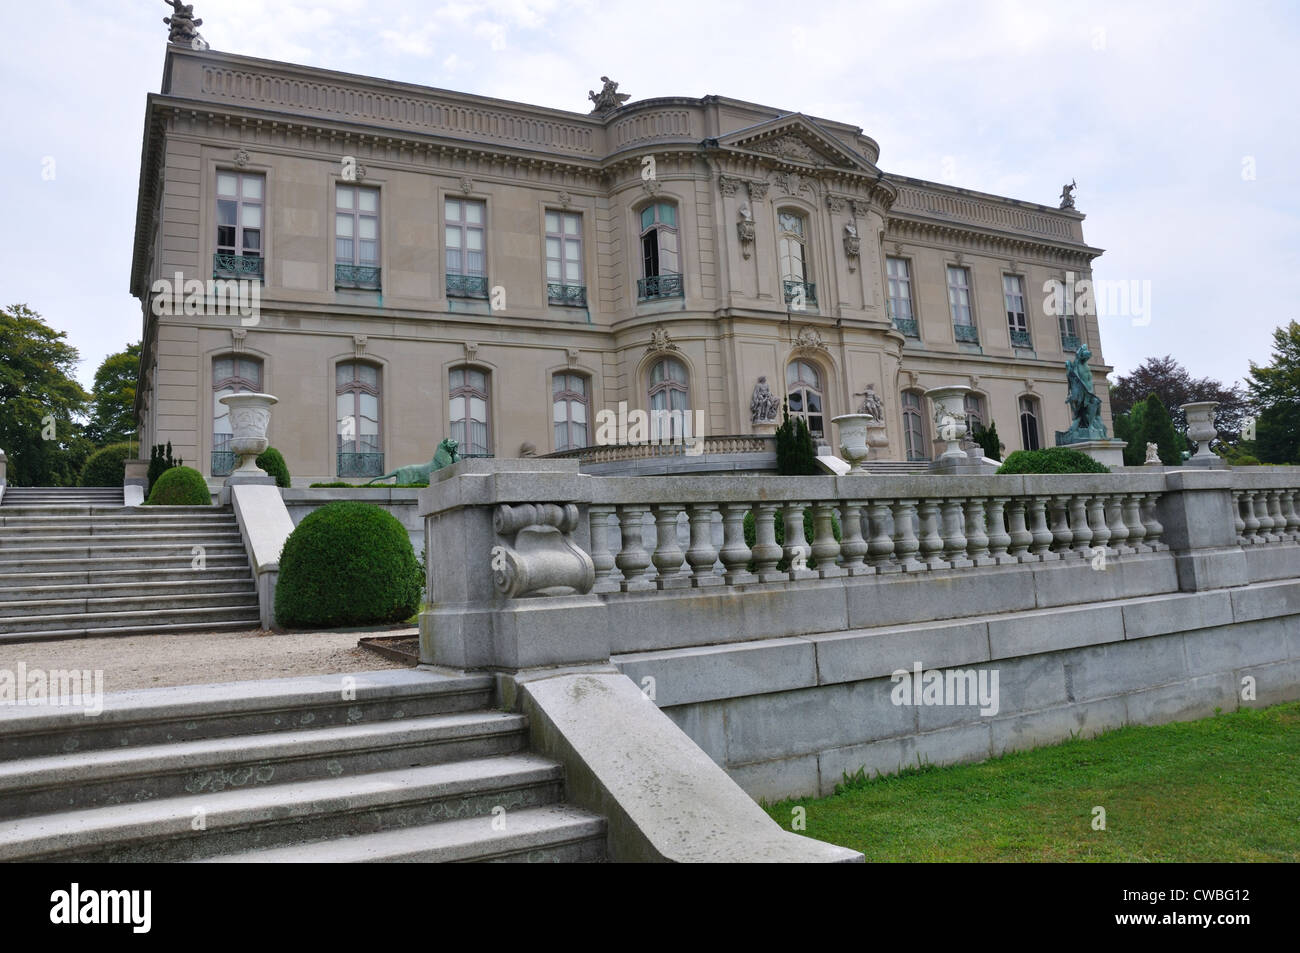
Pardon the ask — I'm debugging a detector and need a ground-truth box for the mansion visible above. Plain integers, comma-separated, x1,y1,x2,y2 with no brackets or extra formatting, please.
130,41,1110,484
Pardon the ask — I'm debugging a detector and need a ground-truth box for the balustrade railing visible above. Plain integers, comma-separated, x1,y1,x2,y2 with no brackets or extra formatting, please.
1233,486,1300,545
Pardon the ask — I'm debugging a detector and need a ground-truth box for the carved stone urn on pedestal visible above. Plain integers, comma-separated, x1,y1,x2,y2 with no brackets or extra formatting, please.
219,392,278,478
924,385,973,462
832,413,873,474
1180,401,1220,465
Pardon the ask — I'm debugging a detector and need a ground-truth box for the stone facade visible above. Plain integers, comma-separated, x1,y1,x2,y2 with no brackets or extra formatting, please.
130,44,1109,484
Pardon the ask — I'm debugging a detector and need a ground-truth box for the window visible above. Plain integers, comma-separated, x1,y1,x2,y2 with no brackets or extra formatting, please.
779,210,816,308
446,198,487,298
336,362,382,477
647,357,689,439
1019,396,1042,451
638,203,681,299
1004,275,1031,347
212,355,263,475
450,367,490,456
901,390,929,461
1059,312,1081,351
335,185,380,289
546,211,585,306
786,360,825,439
886,257,917,336
552,373,590,451
214,172,263,278
964,394,986,436
947,265,978,343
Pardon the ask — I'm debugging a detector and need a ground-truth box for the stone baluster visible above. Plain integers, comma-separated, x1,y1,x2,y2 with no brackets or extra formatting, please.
1141,494,1165,549
615,504,655,591
588,504,619,592
837,502,871,575
751,503,785,582
652,504,689,589
1267,491,1286,544
916,499,948,570
891,499,924,572
1240,490,1261,544
1106,494,1132,555
941,499,973,569
964,498,994,567
1068,495,1093,558
1086,494,1111,556
718,503,755,585
1283,489,1300,541
867,500,899,572
1252,491,1276,543
1005,499,1032,562
686,503,723,587
1231,491,1248,545
986,497,1015,565
1122,493,1148,553
1048,496,1073,557
1028,497,1056,561
782,501,816,580
811,503,845,578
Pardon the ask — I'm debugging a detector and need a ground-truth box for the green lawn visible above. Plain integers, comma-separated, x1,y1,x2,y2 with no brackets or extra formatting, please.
763,702,1300,861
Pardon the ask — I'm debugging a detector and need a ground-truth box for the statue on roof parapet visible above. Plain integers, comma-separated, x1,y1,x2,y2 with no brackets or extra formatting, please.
588,77,630,116
164,1,207,49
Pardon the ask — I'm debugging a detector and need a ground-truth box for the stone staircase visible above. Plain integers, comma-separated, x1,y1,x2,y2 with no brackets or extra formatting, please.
0,491,261,643
0,670,607,862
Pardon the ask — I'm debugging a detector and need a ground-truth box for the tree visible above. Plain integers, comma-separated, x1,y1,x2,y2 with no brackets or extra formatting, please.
86,343,141,446
971,420,1002,461
0,304,91,486
1114,401,1147,466
774,400,818,475
1245,322,1300,464
1253,404,1300,464
1138,394,1185,466
1110,355,1249,444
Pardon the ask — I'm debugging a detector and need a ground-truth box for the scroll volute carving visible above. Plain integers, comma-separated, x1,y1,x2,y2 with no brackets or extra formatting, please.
491,503,595,598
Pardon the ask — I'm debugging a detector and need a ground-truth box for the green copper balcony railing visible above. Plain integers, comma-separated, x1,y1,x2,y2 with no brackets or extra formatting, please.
447,273,489,299
1010,329,1033,348
637,273,684,301
211,450,235,477
335,264,381,291
1061,333,1082,352
892,316,919,338
212,254,264,280
954,324,980,344
783,280,818,310
547,282,587,307
337,451,384,478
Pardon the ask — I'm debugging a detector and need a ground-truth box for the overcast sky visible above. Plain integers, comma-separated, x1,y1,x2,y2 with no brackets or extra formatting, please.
2,0,1296,393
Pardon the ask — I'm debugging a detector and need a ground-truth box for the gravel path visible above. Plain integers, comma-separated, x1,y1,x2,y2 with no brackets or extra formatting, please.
0,628,414,693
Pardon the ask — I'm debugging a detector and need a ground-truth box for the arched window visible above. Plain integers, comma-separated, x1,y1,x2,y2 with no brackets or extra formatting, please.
901,390,929,461
1019,396,1042,451
450,367,490,457
964,393,986,440
638,203,680,299
647,357,689,440
778,210,813,307
786,360,825,439
212,355,263,476
552,372,590,451
336,362,382,477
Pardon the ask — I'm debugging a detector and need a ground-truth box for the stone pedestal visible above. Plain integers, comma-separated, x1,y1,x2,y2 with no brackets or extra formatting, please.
123,458,149,507
1066,439,1127,469
753,422,778,436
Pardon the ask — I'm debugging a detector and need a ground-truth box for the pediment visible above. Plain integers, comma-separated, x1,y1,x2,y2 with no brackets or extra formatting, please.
715,115,876,173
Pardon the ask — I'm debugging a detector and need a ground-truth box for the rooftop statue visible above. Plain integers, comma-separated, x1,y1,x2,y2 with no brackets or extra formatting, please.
1058,344,1108,443
1059,179,1077,210
588,77,630,115
163,1,206,47
365,438,459,485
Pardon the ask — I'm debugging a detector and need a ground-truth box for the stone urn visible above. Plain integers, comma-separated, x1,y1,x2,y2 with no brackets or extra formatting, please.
924,385,973,461
219,392,278,476
1180,401,1219,460
832,413,873,474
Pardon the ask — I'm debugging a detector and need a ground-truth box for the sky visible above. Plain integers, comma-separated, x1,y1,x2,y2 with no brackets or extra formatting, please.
1,0,1297,393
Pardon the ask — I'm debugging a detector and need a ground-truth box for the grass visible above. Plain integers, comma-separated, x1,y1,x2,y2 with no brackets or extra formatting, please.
762,702,1300,862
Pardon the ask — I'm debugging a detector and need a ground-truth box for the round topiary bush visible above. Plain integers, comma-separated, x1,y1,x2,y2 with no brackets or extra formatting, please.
256,447,291,488
79,442,136,487
145,465,213,505
996,447,1110,474
275,501,422,629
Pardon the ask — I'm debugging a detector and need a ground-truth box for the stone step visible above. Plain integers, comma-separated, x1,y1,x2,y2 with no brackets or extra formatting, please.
0,604,261,640
0,555,250,576
0,670,495,760
0,505,191,517
0,513,238,528
0,529,243,544
203,804,607,863
0,618,261,644
0,711,529,818
0,590,258,621
0,754,565,861
0,542,249,564
0,575,254,602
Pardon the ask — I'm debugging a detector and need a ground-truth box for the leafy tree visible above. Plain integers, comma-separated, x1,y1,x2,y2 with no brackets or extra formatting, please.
1110,355,1249,443
0,304,91,486
1114,401,1147,465
86,343,141,445
1246,322,1300,464
1254,403,1300,464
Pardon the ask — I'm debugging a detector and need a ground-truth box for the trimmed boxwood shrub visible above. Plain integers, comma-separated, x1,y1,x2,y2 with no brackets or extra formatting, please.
145,465,212,505
256,447,291,488
275,501,422,629
996,447,1110,474
79,442,136,487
